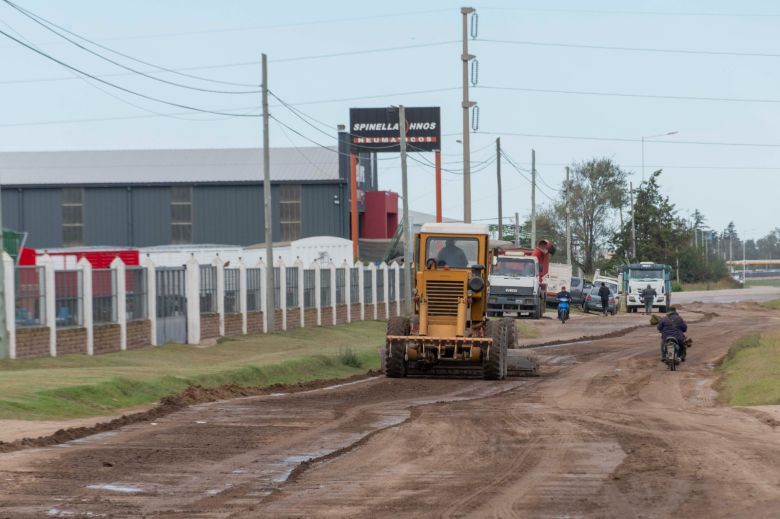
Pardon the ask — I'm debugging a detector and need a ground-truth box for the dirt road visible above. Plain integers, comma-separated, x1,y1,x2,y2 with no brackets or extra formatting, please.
2,302,780,518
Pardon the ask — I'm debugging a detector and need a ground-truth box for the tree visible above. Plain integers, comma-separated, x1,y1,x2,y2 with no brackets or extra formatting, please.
559,158,627,275
611,171,728,282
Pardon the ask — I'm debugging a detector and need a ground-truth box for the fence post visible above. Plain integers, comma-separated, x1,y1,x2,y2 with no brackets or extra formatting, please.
185,255,201,344
313,261,322,326
140,255,157,346
369,263,378,320
357,262,365,321
3,252,15,359
41,254,56,356
296,258,305,328
258,259,268,333
392,261,401,317
381,262,390,319
111,257,127,351
330,260,337,326
239,258,247,335
213,255,225,337
78,257,94,355
279,258,287,331
343,260,352,323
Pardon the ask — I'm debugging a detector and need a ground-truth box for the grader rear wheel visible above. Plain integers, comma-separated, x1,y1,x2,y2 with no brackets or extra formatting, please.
484,320,508,380
385,316,410,378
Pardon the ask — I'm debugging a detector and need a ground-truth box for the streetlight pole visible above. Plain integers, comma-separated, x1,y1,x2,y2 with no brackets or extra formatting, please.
641,130,678,182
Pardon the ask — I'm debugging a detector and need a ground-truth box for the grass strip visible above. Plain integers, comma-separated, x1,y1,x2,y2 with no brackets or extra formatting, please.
717,333,780,406
0,321,385,421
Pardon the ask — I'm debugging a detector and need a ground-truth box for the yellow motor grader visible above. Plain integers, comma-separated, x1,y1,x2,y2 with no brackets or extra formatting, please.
385,223,537,379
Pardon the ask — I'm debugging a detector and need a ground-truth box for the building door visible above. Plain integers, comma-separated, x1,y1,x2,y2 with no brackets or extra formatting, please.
156,267,187,344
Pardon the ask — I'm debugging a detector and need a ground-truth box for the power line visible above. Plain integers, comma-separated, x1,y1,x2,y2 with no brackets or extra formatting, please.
480,38,780,59
3,0,261,93
479,85,780,105
501,150,558,202
482,131,780,149
0,26,262,117
271,40,458,63
518,161,780,172
478,6,780,18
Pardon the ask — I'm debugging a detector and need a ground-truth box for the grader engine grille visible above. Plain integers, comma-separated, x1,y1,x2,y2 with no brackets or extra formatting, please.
426,280,464,316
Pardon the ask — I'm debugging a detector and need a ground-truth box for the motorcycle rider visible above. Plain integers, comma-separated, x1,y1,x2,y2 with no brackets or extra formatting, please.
598,282,611,316
641,284,657,315
656,306,688,362
556,286,571,320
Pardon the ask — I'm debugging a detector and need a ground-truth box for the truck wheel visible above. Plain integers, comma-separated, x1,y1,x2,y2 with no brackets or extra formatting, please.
484,320,507,380
659,306,667,314
385,316,410,378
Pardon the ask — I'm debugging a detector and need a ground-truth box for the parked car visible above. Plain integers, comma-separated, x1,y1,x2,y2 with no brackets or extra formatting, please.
582,286,617,315
570,277,587,305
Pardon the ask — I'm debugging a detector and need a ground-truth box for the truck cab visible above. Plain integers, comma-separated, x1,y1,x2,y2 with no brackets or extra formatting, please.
621,262,673,313
488,253,545,319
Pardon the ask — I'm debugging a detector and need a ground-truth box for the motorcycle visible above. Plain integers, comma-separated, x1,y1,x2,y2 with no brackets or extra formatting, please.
558,297,570,324
663,337,681,371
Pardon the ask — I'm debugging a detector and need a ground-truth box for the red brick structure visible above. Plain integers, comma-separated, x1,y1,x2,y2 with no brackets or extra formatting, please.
56,327,87,355
304,308,318,327
127,320,151,349
247,311,263,334
224,314,243,337
335,304,349,324
93,324,121,354
200,313,219,339
286,308,301,330
15,327,50,358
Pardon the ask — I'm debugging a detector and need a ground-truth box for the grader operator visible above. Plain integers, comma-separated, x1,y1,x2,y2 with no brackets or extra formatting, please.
385,223,538,379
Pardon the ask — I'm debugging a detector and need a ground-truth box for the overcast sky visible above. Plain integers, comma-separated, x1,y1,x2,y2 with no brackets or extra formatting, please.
1,0,779,241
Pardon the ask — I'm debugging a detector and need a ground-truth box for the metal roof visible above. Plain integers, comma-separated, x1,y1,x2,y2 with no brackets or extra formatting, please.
0,147,340,186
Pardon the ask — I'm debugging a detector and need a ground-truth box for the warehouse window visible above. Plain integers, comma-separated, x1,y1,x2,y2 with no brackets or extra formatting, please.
279,184,301,242
171,186,192,244
62,188,84,246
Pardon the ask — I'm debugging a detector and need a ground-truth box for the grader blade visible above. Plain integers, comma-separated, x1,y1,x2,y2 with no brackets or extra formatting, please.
506,349,540,377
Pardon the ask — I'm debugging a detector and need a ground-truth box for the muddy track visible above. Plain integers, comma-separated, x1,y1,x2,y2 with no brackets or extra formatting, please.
0,372,381,455
2,301,780,518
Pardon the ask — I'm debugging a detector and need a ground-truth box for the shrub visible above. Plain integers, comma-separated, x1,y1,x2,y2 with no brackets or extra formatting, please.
339,347,362,368
671,282,684,292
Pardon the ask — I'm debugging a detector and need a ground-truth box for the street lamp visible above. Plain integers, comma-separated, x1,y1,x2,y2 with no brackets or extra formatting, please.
642,131,678,182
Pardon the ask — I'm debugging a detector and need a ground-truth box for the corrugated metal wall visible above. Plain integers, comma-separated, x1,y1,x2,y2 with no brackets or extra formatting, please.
85,188,128,246
1,182,347,249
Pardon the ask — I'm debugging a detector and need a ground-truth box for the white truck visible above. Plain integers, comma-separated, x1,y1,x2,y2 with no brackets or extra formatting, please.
487,252,546,319
545,263,573,306
621,262,673,313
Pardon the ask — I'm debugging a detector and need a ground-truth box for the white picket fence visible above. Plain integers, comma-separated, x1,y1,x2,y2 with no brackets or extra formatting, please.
3,252,405,359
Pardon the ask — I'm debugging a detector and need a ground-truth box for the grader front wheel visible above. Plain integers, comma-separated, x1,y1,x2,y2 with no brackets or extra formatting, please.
385,316,410,378
484,320,509,380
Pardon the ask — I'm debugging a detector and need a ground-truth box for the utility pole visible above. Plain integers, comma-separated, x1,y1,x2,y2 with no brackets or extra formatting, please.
461,6,476,223
496,137,502,238
398,106,413,315
514,212,520,247
629,182,637,260
261,54,275,331
565,166,571,266
531,149,536,247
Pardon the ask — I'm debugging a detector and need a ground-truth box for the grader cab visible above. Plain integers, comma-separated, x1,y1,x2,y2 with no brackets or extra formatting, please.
384,223,526,379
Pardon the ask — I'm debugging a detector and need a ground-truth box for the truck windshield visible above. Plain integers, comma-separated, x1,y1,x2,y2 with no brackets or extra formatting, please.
426,237,479,268
493,258,536,277
630,269,663,280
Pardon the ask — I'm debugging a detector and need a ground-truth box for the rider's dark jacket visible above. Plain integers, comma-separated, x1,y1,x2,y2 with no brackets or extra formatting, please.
657,312,687,344
556,291,571,301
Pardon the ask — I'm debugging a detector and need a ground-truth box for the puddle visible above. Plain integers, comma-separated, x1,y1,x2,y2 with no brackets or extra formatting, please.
272,451,328,482
270,393,288,397
69,432,116,445
319,378,374,391
86,483,143,494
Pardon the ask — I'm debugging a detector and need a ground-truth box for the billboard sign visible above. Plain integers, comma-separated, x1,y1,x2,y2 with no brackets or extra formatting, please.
349,107,441,153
